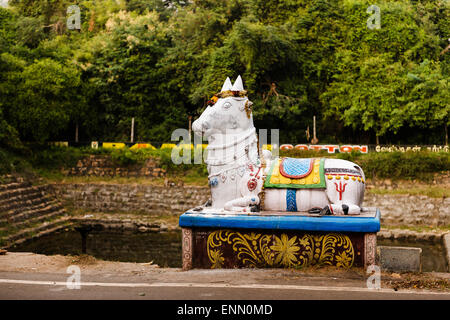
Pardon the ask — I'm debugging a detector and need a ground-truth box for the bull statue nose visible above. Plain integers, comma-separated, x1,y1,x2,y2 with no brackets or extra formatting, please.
192,119,203,134
202,121,210,130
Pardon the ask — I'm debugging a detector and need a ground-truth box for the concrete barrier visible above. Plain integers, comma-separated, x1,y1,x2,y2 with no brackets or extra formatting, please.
377,246,422,272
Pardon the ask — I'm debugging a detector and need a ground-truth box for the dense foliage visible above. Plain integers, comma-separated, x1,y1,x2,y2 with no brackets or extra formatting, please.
1,143,446,181
0,0,448,147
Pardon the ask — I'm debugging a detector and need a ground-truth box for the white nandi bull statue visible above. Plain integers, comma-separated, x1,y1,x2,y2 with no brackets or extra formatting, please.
192,76,365,216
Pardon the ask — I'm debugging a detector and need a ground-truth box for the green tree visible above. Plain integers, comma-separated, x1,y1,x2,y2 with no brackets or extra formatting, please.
322,54,408,144
80,10,185,142
1,0,448,146
406,60,449,144
321,0,446,144
11,58,84,142
0,51,26,148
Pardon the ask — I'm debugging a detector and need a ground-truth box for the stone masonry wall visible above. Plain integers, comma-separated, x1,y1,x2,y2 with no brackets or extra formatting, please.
51,183,210,215
63,155,166,178
364,193,449,227
51,183,449,226
50,183,450,226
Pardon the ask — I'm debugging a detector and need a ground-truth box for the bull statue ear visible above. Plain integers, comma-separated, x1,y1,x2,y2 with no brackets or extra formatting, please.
231,75,244,91
221,77,233,92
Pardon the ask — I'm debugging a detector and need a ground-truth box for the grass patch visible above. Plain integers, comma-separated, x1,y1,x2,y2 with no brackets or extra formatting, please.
0,147,35,177
41,173,208,186
383,273,450,291
149,214,182,226
381,225,450,233
29,146,209,185
68,254,98,265
67,209,182,226
368,186,449,198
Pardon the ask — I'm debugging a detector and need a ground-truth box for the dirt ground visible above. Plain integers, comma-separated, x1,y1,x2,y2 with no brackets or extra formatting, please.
0,252,160,275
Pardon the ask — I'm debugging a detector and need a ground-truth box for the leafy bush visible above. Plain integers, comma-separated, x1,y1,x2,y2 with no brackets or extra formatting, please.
109,147,208,176
279,149,333,159
0,147,32,175
28,146,89,169
280,149,449,180
2,145,448,182
347,151,449,180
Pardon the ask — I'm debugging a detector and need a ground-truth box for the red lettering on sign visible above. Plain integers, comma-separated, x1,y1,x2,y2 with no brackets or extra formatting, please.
340,145,353,153
324,145,339,153
280,144,294,150
309,145,323,151
352,145,368,153
294,144,309,151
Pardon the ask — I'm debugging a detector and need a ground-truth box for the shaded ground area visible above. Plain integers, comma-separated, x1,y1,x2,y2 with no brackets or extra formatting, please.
8,228,182,267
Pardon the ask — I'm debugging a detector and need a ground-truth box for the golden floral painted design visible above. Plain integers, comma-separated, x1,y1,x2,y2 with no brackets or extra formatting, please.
207,231,354,269
209,249,224,268
271,234,300,267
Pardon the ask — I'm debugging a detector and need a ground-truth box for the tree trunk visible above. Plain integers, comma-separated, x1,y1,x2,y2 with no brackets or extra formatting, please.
445,124,448,145
89,11,95,32
75,122,79,143
130,117,135,143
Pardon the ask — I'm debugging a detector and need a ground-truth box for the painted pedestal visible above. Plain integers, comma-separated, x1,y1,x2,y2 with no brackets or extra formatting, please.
179,208,380,270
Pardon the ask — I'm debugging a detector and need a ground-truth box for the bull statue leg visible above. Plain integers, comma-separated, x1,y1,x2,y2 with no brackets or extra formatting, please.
320,203,362,216
321,159,366,215
224,196,260,212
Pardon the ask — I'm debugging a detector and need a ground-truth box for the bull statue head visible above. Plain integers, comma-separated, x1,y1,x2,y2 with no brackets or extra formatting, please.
192,76,254,138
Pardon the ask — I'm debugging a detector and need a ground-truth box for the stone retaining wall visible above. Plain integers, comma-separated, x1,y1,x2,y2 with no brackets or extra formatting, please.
364,193,449,226
63,155,166,178
0,175,69,247
51,183,449,226
51,183,210,215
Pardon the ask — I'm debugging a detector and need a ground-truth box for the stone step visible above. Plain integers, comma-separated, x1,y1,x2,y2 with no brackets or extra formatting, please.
0,174,15,179
0,192,55,212
1,195,58,214
0,200,63,224
0,181,33,193
0,185,47,202
0,199,62,221
2,216,72,245
0,175,18,184
3,224,70,249
0,185,45,197
0,208,66,232
0,191,52,213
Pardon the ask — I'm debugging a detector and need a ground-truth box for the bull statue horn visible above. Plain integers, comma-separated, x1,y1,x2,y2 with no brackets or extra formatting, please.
221,77,233,92
231,75,244,91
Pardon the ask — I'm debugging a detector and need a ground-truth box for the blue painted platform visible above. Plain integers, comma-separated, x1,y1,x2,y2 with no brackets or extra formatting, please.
179,209,381,233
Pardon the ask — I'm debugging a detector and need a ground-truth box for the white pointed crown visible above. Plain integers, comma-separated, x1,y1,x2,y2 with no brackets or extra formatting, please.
207,76,248,106
218,75,246,96
221,77,232,92
231,75,244,91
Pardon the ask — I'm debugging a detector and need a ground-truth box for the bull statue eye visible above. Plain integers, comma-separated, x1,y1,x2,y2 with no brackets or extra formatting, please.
222,102,232,110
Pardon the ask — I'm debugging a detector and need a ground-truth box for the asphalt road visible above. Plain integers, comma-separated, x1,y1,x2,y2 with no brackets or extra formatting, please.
0,271,448,300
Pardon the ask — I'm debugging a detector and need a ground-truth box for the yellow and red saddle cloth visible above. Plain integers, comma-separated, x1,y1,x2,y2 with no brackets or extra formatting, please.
264,158,326,189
